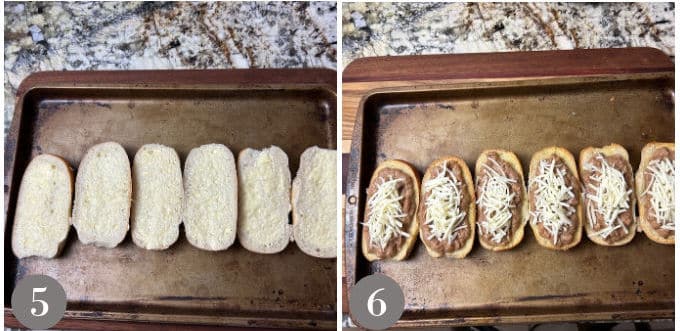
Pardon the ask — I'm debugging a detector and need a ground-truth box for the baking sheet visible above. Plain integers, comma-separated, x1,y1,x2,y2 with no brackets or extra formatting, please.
345,72,674,327
4,70,337,329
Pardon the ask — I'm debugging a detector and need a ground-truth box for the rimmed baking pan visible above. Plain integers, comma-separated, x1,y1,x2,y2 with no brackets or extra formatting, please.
344,49,674,327
4,69,336,329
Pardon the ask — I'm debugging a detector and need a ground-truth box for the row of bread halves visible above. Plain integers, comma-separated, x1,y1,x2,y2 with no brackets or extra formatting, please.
11,142,337,259
361,142,674,261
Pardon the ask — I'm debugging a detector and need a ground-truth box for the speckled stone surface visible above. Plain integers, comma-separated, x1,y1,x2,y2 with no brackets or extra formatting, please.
4,1,337,135
342,2,674,69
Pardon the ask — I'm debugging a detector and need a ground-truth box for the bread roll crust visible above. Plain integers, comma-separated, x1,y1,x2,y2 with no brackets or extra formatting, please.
292,146,336,258
238,146,292,254
182,144,238,251
475,149,528,252
362,159,420,262
579,143,636,246
419,156,476,258
72,142,131,248
528,147,583,251
635,142,675,245
131,144,183,250
12,154,73,258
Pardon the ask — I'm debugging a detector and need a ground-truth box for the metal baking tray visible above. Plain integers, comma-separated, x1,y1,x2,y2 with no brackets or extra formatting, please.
4,69,336,329
345,70,674,327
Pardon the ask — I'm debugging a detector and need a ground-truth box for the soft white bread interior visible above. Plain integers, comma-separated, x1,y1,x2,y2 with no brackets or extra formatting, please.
419,156,476,259
238,146,292,254
131,144,183,250
12,154,73,258
292,146,337,258
72,142,131,248
528,146,583,251
182,144,237,251
579,144,636,246
361,159,420,262
636,142,675,245
475,150,528,252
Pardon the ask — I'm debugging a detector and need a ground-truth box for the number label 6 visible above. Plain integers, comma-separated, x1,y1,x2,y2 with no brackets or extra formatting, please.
349,274,405,330
366,288,387,317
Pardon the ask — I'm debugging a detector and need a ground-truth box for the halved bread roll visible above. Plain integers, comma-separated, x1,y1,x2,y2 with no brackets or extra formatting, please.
361,159,420,261
72,142,131,248
636,142,674,245
12,154,73,258
182,144,238,251
292,146,337,258
475,150,528,251
131,144,183,250
579,144,636,246
238,146,292,254
528,147,583,250
419,156,476,258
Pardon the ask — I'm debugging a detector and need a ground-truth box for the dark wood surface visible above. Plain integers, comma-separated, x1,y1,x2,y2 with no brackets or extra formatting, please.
343,47,673,83
15,69,337,96
4,313,298,331
342,47,674,142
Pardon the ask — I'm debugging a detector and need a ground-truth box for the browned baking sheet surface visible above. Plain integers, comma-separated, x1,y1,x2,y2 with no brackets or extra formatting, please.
4,70,336,329
345,73,674,327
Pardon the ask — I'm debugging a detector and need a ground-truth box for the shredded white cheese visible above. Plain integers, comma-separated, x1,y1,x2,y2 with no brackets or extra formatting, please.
423,162,467,244
363,175,410,249
584,154,633,239
529,158,576,245
642,157,675,232
476,157,517,244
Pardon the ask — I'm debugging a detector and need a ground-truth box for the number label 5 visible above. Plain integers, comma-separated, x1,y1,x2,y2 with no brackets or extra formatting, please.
30,287,49,317
11,275,66,329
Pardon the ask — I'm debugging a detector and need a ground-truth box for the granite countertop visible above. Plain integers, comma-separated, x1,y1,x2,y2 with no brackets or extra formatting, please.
342,2,674,69
4,1,337,135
